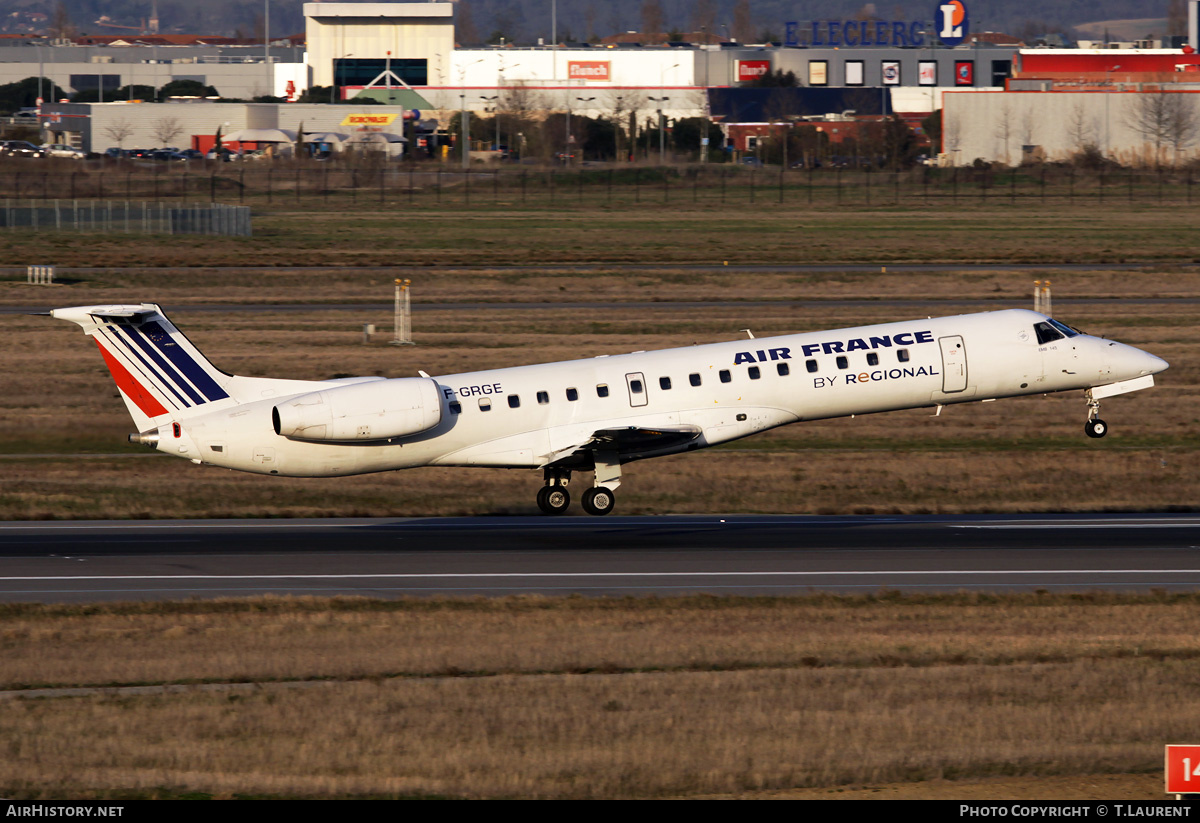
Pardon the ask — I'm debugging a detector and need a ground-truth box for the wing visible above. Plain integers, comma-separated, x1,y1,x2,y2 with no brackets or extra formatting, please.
542,425,702,468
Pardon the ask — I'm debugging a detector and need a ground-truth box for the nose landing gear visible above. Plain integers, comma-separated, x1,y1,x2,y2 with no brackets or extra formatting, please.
1084,392,1108,438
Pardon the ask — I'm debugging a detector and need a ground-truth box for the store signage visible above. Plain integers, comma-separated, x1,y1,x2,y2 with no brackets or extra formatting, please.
784,2,969,47
737,60,771,82
568,61,610,81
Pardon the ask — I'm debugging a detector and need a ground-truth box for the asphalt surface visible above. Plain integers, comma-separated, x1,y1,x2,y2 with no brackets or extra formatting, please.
2,513,1199,602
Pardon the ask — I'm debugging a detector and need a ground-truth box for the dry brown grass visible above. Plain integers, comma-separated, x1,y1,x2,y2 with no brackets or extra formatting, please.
1,289,1196,517
0,201,1198,268
1,594,1193,799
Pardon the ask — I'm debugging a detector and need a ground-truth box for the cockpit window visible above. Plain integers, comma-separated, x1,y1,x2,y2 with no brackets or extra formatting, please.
1034,321,1064,344
1047,318,1080,338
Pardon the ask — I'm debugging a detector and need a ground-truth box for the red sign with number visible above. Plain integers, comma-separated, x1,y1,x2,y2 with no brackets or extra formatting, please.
1166,745,1200,793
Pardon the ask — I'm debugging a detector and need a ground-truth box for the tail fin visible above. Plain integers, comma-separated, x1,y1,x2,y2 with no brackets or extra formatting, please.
51,304,234,432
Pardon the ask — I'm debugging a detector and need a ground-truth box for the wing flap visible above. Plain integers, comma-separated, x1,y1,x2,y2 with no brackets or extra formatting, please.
543,425,702,467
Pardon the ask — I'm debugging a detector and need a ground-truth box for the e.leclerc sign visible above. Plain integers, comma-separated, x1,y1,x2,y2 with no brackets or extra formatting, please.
784,1,970,48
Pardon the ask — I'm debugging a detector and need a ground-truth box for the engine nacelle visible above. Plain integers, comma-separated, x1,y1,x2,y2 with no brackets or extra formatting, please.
272,377,443,442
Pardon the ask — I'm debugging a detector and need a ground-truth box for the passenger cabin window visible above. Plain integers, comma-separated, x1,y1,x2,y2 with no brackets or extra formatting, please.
867,353,879,366
1034,321,1065,345
537,391,549,405
596,384,609,398
566,387,579,401
508,394,520,408
478,398,492,412
449,402,462,415
630,379,643,394
748,366,761,380
897,349,910,362
659,376,672,390
806,359,818,373
689,373,701,387
719,370,731,383
836,356,848,370
777,362,790,376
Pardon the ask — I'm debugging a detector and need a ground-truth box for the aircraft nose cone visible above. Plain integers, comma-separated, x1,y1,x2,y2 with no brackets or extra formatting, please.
1143,352,1169,375
1111,343,1168,378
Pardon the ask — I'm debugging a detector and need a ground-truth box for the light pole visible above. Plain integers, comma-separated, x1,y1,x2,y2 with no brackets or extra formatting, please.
571,96,590,163
480,94,499,151
614,95,623,162
331,53,352,103
459,59,484,168
1105,64,1122,158
649,96,670,164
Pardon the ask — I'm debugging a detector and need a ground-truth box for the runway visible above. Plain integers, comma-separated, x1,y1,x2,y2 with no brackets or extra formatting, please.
2,513,1199,602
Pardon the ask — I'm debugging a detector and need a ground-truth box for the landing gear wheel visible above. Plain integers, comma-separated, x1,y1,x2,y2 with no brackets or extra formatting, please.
537,485,571,515
1085,418,1108,439
581,487,616,516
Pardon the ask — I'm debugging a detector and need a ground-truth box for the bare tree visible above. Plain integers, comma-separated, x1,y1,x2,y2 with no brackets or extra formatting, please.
152,116,183,147
732,0,754,43
692,0,718,35
103,118,134,148
1066,100,1097,154
1165,94,1200,164
1123,92,1194,166
992,100,1013,165
640,0,665,42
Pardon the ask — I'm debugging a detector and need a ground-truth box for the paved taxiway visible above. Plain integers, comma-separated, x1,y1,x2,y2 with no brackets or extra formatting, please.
2,513,1199,602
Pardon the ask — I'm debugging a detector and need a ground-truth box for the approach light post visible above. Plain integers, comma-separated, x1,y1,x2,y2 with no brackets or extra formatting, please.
1105,64,1122,158
649,96,670,165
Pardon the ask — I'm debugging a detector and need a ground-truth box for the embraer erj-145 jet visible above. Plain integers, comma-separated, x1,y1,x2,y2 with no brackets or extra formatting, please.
50,303,1167,516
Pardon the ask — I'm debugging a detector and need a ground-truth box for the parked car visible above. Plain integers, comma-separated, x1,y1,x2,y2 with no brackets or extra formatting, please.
12,108,39,123
0,140,45,158
44,143,86,160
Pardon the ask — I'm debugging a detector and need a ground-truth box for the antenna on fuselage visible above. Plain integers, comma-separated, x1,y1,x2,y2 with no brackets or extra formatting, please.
740,329,755,339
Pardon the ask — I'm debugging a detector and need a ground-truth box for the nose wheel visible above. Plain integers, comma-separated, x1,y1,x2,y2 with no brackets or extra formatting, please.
1084,393,1108,438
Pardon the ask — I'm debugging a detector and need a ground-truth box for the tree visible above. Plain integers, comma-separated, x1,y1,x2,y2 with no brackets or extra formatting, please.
152,116,184,146
732,0,754,43
640,0,665,41
1124,92,1184,166
992,100,1013,165
49,2,75,40
160,79,219,99
691,0,718,35
0,77,68,113
103,118,134,148
456,0,481,46
747,69,799,88
1066,100,1097,155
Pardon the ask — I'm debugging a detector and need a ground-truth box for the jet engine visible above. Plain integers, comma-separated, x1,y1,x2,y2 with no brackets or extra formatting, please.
272,377,443,442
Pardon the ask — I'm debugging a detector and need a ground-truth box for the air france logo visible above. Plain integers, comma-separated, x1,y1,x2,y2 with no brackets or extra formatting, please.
936,1,968,47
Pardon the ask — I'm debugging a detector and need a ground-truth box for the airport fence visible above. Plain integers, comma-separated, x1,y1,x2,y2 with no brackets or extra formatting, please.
0,200,251,236
1,161,1199,212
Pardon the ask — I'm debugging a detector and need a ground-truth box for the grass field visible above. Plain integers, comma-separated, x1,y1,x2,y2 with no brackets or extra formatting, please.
1,593,1194,800
2,190,1197,799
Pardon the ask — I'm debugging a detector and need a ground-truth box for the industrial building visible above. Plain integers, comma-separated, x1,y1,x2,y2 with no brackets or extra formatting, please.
10,1,1200,165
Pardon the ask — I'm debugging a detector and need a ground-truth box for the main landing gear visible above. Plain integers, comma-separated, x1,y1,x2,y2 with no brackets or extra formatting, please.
537,451,623,516
1084,391,1108,439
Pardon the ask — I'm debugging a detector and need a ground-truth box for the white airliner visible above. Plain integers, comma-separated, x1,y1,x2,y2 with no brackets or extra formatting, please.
49,303,1167,516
